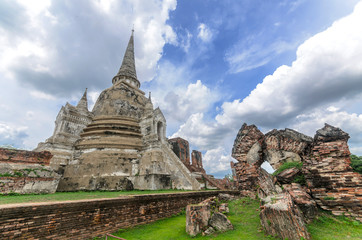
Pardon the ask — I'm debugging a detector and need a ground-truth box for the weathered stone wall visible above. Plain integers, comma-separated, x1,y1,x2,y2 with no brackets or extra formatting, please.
0,190,238,239
0,176,59,194
0,148,60,194
35,90,92,172
304,124,362,221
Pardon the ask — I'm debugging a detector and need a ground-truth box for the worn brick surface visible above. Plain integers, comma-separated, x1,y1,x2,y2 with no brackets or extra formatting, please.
304,124,362,221
190,150,205,173
0,190,238,239
168,137,191,167
232,123,264,191
0,148,52,165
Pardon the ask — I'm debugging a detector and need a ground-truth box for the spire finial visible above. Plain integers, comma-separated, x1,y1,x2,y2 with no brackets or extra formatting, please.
112,29,140,88
76,88,88,111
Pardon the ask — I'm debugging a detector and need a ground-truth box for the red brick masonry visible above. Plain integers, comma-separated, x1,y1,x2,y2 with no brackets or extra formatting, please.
0,190,238,239
0,148,52,165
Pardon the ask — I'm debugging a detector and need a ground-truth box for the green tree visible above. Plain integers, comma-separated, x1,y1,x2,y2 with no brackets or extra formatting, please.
350,154,362,174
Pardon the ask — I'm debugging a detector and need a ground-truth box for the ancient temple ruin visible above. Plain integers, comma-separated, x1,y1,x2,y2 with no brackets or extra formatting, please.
168,137,226,190
231,123,362,239
35,31,201,191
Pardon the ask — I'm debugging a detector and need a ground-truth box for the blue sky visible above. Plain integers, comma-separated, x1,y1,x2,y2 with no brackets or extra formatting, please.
1,0,362,178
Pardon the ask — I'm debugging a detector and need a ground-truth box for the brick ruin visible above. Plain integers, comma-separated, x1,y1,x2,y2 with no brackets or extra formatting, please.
231,122,362,239
0,148,60,194
304,124,362,220
168,137,228,190
191,150,205,173
0,190,237,239
168,137,191,169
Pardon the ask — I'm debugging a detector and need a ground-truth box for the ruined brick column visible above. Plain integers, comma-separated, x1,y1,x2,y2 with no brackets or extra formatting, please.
168,137,191,168
304,124,362,221
231,123,265,192
191,150,205,173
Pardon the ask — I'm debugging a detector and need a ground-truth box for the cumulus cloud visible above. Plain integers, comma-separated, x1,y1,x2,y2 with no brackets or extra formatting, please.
0,123,28,148
162,80,214,122
291,106,362,155
203,147,233,175
0,0,177,97
0,0,178,149
147,60,220,134
172,1,362,176
218,2,362,129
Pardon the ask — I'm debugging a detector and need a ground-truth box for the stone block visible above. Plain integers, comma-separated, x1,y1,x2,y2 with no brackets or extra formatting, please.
209,212,233,232
186,203,211,237
276,167,301,184
260,193,310,240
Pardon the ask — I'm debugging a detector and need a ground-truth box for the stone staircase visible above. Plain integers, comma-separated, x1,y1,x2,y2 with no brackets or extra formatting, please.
201,172,226,190
161,144,201,190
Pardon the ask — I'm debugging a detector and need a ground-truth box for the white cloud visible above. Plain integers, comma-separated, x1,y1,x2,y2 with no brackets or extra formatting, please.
171,1,362,176
179,30,192,53
0,0,178,96
0,0,178,150
16,0,51,16
291,107,362,155
30,90,56,100
162,80,214,122
0,123,28,148
203,147,233,176
171,113,217,148
148,60,220,134
218,2,362,128
197,23,213,42
94,0,115,13
225,38,297,73
88,90,101,111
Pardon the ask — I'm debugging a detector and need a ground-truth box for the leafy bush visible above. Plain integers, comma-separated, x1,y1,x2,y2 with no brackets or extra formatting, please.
272,161,303,176
292,174,306,185
350,155,362,174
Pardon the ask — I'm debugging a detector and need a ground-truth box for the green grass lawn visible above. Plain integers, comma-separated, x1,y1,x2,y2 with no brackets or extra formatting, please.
307,211,362,240
96,197,278,240
0,189,196,205
96,198,362,240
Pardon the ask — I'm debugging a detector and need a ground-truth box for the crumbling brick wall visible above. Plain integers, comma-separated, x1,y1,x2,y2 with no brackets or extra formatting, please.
0,148,59,194
0,148,52,165
168,137,190,167
231,123,264,192
232,123,362,221
304,124,362,221
190,150,206,173
0,190,238,239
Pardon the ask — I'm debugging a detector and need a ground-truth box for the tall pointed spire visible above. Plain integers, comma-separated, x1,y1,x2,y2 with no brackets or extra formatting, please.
76,88,88,111
112,29,140,88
